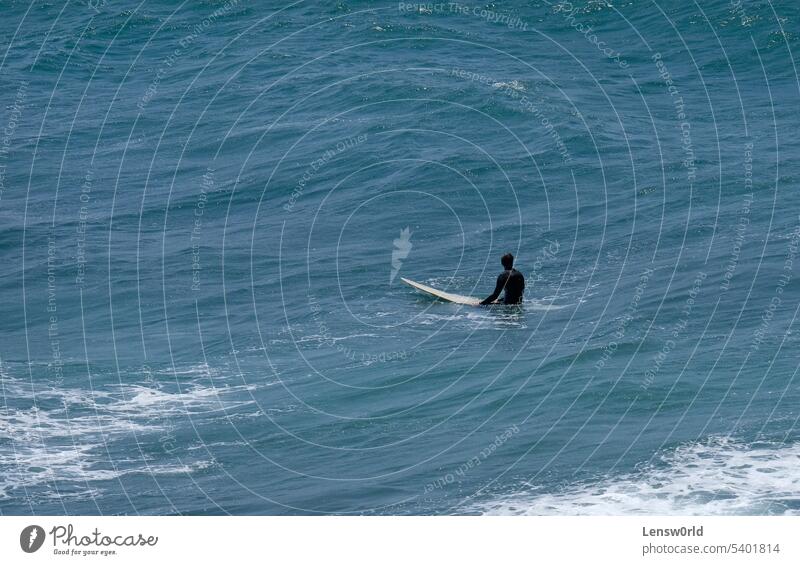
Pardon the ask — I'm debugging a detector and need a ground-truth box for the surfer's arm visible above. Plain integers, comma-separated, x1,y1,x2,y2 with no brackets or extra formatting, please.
480,274,505,305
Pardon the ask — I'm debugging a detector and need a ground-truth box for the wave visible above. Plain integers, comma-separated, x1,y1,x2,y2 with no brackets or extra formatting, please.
0,364,263,500
470,437,800,515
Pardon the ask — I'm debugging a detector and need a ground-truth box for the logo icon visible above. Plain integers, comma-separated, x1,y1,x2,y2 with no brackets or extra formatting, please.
390,227,413,285
20,525,45,553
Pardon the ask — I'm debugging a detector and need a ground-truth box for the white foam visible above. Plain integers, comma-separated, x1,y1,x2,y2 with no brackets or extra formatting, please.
0,406,154,444
492,80,526,91
0,444,215,500
292,332,382,346
109,383,256,416
415,310,528,330
0,365,259,500
0,402,217,499
524,300,568,311
157,362,223,378
471,438,800,515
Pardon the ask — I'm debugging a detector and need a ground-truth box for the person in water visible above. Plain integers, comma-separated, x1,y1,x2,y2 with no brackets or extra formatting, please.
480,253,525,305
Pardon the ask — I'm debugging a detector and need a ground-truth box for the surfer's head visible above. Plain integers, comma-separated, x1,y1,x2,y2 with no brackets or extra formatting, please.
501,253,514,269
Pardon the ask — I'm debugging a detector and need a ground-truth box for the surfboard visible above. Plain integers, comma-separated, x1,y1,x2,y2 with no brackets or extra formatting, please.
400,277,483,306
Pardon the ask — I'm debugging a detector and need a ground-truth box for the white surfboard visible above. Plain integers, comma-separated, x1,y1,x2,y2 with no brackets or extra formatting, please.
401,277,483,306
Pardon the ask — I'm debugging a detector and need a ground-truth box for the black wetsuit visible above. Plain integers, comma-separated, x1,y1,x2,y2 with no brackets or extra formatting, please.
480,268,525,305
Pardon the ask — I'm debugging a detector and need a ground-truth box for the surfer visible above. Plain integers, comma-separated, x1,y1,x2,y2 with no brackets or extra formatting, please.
480,253,525,305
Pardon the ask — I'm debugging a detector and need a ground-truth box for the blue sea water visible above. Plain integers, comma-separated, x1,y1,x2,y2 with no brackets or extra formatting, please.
1,0,800,515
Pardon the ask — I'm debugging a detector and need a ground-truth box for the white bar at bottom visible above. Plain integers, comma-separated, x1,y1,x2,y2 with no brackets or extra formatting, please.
1,516,796,564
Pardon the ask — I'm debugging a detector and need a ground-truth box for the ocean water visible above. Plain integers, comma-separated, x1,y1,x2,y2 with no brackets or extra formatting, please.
1,0,800,515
